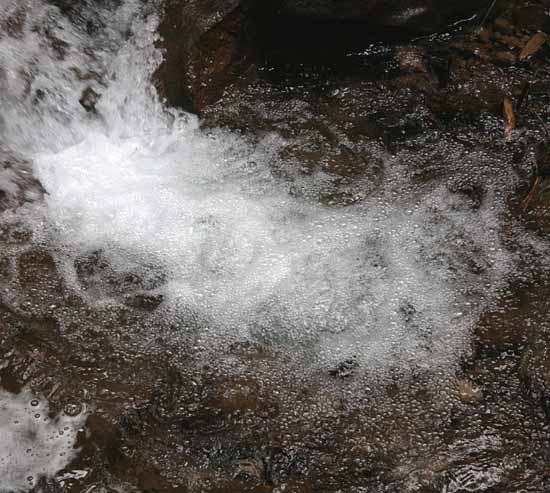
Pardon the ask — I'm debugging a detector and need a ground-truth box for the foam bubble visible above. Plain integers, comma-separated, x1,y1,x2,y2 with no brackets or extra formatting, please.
33,123,511,369
0,390,87,493
1,0,514,372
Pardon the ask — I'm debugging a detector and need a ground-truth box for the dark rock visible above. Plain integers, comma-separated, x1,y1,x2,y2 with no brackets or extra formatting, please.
123,293,164,311
32,477,63,493
535,143,550,177
155,0,485,113
520,329,550,416
512,5,546,32
0,148,44,212
154,0,256,113
74,249,166,300
79,86,100,112
329,357,358,378
268,0,484,33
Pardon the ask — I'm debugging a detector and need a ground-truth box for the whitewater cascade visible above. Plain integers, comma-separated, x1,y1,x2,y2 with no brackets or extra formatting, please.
0,0,516,371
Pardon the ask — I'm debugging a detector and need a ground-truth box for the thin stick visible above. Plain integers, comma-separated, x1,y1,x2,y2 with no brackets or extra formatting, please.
479,0,497,27
522,175,542,211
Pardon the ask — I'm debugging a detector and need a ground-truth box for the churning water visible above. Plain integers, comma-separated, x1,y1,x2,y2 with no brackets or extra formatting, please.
0,0,536,488
0,0,514,368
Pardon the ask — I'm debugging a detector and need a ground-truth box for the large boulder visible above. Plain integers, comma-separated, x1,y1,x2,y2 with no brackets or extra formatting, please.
154,0,486,113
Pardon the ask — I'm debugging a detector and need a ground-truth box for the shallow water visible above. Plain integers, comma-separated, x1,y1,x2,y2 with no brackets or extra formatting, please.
1,0,514,368
1,0,549,491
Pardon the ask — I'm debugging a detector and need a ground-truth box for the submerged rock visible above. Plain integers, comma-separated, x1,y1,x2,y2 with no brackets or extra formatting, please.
79,86,100,113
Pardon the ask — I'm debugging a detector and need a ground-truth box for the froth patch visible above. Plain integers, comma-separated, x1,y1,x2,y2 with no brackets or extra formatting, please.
0,390,87,492
8,0,513,373
33,117,512,371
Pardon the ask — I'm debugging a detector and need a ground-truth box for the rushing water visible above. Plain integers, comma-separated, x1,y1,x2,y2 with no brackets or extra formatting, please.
0,0,538,489
0,0,514,364
0,390,87,493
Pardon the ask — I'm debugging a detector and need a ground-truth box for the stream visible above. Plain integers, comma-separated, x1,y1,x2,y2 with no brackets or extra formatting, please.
1,0,550,491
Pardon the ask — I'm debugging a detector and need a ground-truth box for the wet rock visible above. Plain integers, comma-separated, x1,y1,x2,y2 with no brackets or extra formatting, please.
329,357,358,379
447,179,485,209
15,248,65,312
493,16,515,34
32,477,63,493
229,341,273,360
74,249,166,301
267,447,312,487
514,181,550,235
155,1,484,114
123,293,164,311
0,148,43,212
478,26,492,43
268,0,482,33
154,0,256,113
513,5,547,32
233,457,265,481
48,0,86,17
394,46,428,73
520,328,550,416
17,249,58,287
79,86,100,112
493,50,518,64
535,143,550,177
0,6,27,37
206,373,279,418
3,1,550,492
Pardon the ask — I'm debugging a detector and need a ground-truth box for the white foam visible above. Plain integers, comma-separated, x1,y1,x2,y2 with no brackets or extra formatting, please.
2,0,513,371
0,390,87,493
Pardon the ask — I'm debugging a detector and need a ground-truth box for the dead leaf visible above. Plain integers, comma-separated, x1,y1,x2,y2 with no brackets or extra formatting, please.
503,97,515,141
520,32,548,61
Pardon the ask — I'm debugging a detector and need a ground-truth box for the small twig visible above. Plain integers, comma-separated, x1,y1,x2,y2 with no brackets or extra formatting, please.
522,175,542,211
478,0,497,28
